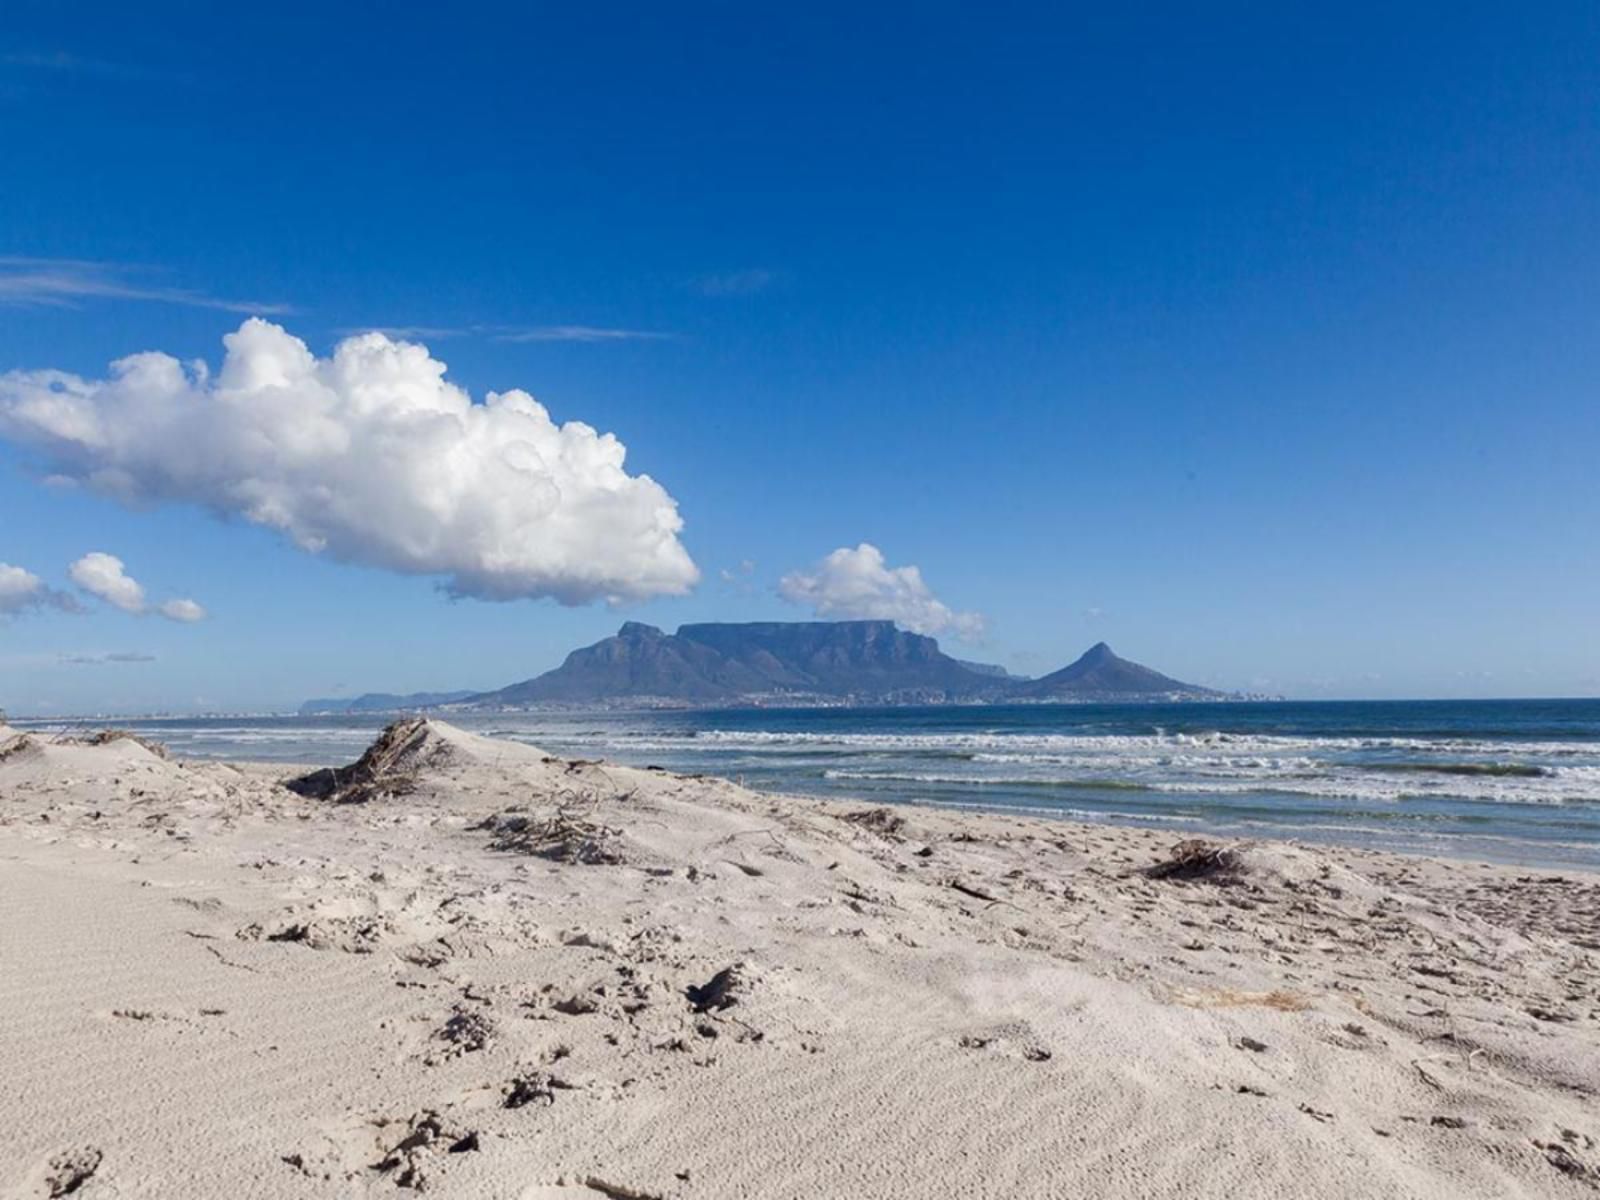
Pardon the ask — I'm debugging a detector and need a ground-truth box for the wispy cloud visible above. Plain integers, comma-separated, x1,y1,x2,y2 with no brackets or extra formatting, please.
2,50,184,84
691,269,774,297
0,257,292,315
718,559,758,596
493,325,673,344
59,651,157,665
340,322,674,345
346,324,469,342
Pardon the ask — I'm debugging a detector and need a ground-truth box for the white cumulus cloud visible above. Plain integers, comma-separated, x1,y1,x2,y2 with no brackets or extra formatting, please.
778,543,986,641
69,551,146,613
67,552,206,623
0,319,699,604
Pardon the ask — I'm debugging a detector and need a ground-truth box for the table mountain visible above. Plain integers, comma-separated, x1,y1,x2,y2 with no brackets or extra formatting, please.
474,620,1004,705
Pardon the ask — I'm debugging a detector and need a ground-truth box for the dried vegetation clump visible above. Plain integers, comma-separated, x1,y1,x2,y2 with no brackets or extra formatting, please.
477,788,630,866
1146,838,1246,883
285,717,436,803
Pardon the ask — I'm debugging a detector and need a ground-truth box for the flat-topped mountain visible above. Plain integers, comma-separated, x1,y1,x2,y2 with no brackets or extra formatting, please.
477,619,1000,705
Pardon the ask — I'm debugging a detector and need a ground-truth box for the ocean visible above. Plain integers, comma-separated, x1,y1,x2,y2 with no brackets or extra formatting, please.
15,699,1600,871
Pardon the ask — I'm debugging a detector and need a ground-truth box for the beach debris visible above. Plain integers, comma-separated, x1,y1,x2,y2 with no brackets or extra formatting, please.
552,992,601,1016
285,716,436,803
1535,1137,1596,1181
1235,1036,1269,1053
479,790,627,865
687,964,746,1013
43,1146,102,1197
237,915,384,954
845,807,906,837
503,1070,576,1109
1146,839,1246,883
434,1007,496,1054
584,1177,665,1200
958,1022,1052,1062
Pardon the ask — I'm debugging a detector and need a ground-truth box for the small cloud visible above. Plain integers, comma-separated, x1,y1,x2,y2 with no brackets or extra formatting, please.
69,552,146,613
778,543,986,642
59,651,157,665
158,597,207,623
493,325,673,344
691,269,774,297
718,559,757,594
1083,606,1106,621
0,257,290,315
0,561,78,617
67,552,206,622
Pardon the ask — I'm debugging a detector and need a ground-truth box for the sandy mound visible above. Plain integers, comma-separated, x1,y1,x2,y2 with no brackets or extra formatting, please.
0,727,178,786
285,717,547,803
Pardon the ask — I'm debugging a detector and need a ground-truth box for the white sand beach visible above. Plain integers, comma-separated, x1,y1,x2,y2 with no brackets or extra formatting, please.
2,718,1596,1198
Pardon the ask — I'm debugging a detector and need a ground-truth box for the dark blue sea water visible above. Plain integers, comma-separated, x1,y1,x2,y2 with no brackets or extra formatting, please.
17,699,1600,870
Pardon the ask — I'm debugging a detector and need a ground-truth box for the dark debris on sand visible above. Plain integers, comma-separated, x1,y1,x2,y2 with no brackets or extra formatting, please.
1145,839,1246,884
285,717,435,804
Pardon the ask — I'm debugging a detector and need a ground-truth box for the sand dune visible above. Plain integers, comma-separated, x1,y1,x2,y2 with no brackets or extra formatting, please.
1,719,1596,1198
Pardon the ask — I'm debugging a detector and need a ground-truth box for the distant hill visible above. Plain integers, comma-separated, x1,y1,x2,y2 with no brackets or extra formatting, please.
298,690,478,716
1014,642,1219,700
473,620,1002,705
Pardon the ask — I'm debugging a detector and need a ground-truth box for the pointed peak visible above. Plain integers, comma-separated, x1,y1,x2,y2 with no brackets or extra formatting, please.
1080,641,1117,662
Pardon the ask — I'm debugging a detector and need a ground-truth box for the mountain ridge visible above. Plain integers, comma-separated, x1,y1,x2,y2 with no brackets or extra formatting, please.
307,621,1231,711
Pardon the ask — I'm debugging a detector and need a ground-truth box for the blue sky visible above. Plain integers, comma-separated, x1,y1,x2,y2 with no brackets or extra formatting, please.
1,1,1597,712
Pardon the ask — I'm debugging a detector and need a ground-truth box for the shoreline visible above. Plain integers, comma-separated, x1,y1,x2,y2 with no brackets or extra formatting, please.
2,720,1596,1197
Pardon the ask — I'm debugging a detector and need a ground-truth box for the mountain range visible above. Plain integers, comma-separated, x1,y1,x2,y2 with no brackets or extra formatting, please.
302,621,1228,712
